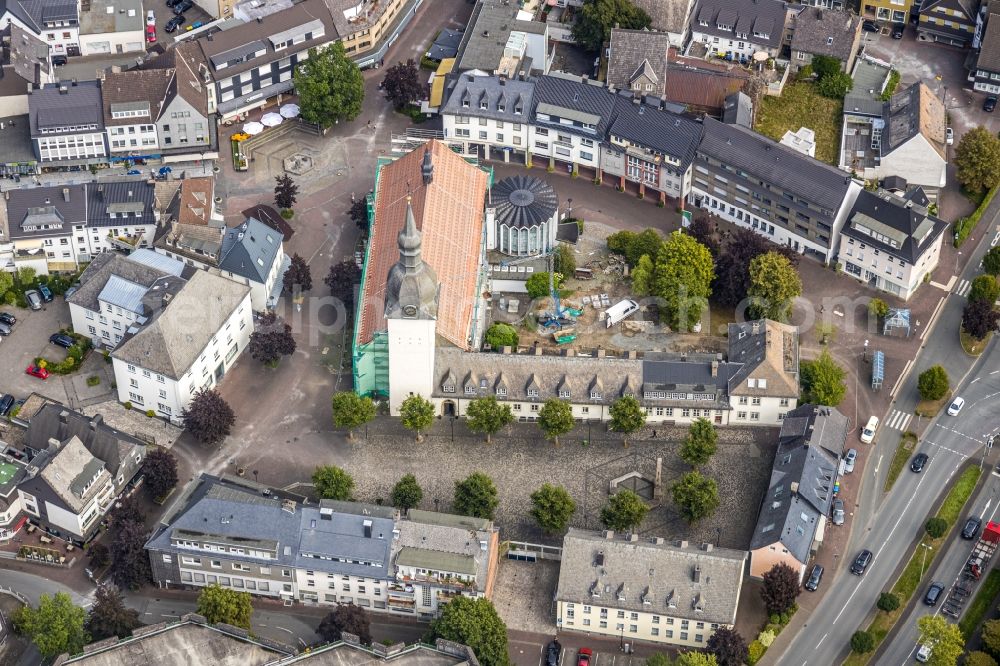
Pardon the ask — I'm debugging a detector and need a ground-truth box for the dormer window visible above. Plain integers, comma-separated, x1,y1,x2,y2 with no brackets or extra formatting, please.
480,99,488,110
699,19,708,26
443,384,456,394
827,37,834,45
465,385,476,395
462,96,470,108
498,100,506,112
497,387,507,396
527,388,539,398
591,391,601,400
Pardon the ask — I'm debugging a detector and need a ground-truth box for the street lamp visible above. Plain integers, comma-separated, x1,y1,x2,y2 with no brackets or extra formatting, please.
567,198,573,218
863,339,869,363
919,543,933,579
252,470,258,483
956,250,963,272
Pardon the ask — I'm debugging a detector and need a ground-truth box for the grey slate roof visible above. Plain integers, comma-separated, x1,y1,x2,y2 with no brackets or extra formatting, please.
9,24,50,85
844,57,892,117
490,175,558,230
532,74,617,140
218,216,284,284
67,252,184,314
28,80,104,136
5,182,87,240
454,0,545,73
881,82,946,159
556,529,746,625
722,91,753,128
842,188,947,264
86,180,158,228
690,0,788,50
698,116,852,213
749,405,848,564
608,96,703,168
38,436,112,513
628,0,693,34
790,7,859,62
112,269,250,379
441,74,535,124
26,405,145,478
427,27,463,61
606,28,672,95
395,510,495,585
727,319,799,398
146,475,395,580
977,13,1000,73
1,0,77,31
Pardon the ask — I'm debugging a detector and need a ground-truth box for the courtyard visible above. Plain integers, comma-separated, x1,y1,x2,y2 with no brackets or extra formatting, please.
754,81,843,165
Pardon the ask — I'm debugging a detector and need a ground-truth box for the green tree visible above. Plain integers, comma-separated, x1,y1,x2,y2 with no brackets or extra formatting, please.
747,251,802,321
331,391,376,440
14,592,89,659
17,266,37,286
969,275,1000,305
196,584,253,630
917,365,950,401
399,394,435,441
967,652,998,666
312,465,354,500
600,489,649,532
652,231,715,331
817,71,853,98
553,243,576,276
674,654,717,666
572,0,651,52
391,473,423,511
318,604,372,644
530,483,576,534
800,350,847,406
465,396,514,444
925,516,948,539
274,174,298,210
428,596,509,666
983,619,1000,658
680,417,718,468
85,583,141,641
851,630,875,653
454,472,499,520
607,228,663,266
646,655,672,666
811,55,842,80
955,125,1000,193
181,388,235,444
609,395,646,447
983,246,1000,277
484,322,519,349
381,59,423,110
706,627,748,666
0,270,12,299
869,297,890,320
917,614,965,666
525,272,563,299
877,592,900,612
671,471,720,524
538,398,575,446
631,254,654,296
294,43,364,128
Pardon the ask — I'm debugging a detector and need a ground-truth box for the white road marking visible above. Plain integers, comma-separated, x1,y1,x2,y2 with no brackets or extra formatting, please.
874,454,884,476
817,633,828,648
981,499,993,520
992,230,1000,247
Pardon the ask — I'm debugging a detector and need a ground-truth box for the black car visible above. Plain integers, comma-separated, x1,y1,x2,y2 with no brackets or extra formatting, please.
0,312,15,325
962,516,983,540
804,564,824,591
862,19,879,32
49,333,74,348
891,23,905,39
0,394,13,417
851,549,873,575
545,640,561,666
52,55,67,66
165,0,183,7
911,453,929,473
164,15,186,31
924,582,944,606
0,322,10,336
173,0,193,13
986,96,998,112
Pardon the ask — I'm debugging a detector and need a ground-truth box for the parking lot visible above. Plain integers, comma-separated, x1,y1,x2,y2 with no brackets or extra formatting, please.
148,0,213,40
0,300,74,407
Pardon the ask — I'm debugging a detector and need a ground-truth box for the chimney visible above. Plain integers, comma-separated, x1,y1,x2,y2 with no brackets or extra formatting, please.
89,414,103,430
693,565,701,583
59,410,69,425
629,533,639,542
790,481,799,495
71,78,77,86
421,149,433,185
596,348,605,358
604,530,615,540
711,360,718,377
62,187,70,202
48,437,61,450
363,519,373,538
679,540,689,549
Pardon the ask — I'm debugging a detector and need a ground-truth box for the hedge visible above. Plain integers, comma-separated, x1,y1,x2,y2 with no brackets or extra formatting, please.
955,185,1000,247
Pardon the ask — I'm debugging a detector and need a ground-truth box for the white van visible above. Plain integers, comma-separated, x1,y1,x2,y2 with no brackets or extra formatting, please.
860,416,879,444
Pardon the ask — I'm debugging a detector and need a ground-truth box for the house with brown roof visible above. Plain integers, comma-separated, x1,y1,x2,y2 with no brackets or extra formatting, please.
353,140,490,403
789,7,861,73
663,50,750,116
606,28,672,96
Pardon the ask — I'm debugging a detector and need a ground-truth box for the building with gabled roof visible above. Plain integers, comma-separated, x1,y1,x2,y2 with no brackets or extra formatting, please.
973,13,1000,94
688,0,791,59
606,29,673,96
789,7,861,73
877,83,948,197
28,80,107,165
748,404,849,580
917,0,980,47
627,0,695,45
0,0,79,56
555,528,747,648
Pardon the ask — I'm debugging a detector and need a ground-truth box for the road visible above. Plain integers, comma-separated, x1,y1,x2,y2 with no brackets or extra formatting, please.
774,210,1000,665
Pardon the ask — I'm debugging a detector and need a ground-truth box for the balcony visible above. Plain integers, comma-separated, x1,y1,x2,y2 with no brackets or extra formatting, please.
388,582,415,596
107,233,146,251
398,573,477,592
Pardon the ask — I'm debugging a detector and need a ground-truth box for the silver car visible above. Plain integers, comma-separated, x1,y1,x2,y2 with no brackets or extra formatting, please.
844,448,858,474
832,499,845,526
24,289,41,310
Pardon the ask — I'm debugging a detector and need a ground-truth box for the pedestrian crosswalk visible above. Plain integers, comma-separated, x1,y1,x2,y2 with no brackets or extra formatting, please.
956,279,970,297
886,409,913,432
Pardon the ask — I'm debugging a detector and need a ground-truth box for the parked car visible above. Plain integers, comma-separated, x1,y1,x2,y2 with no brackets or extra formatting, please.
832,499,845,526
985,96,997,112
52,55,67,66
146,9,155,24
946,127,954,145
545,641,561,666
962,516,982,540
923,582,944,606
911,452,929,473
0,312,14,325
916,644,932,663
146,25,156,43
0,322,10,336
862,19,879,32
0,394,14,417
851,549,873,575
165,0,183,7
577,648,592,666
25,289,41,310
127,169,142,175
844,448,858,473
947,396,965,415
173,0,193,14
164,15,186,32
891,23,904,39
804,564,824,591
49,333,74,348
860,415,879,444
25,365,49,379
38,284,53,302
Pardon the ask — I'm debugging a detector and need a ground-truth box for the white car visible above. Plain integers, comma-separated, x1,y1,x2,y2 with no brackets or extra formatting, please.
947,397,965,416
146,10,155,25
916,644,932,662
860,416,879,444
946,127,954,145
844,448,858,473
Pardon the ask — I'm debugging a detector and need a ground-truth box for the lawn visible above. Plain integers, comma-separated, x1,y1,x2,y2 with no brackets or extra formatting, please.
843,466,982,665
884,431,918,492
960,569,1000,639
961,329,992,356
916,392,951,419
755,82,843,165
